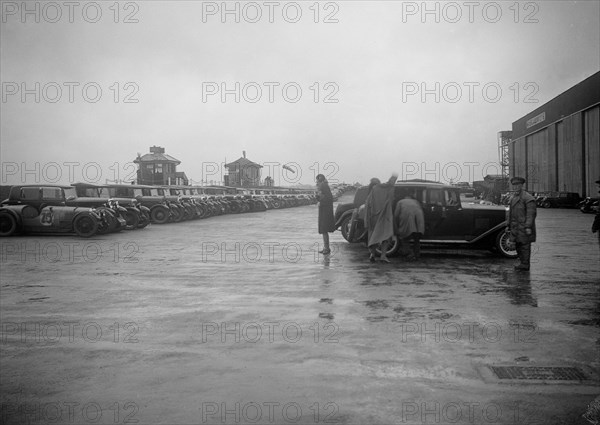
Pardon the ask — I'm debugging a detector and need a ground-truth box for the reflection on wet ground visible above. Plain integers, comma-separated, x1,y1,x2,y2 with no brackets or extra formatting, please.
1,195,599,424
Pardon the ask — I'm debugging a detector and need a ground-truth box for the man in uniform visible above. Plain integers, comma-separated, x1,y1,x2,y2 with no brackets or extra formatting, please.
592,177,600,252
508,176,537,271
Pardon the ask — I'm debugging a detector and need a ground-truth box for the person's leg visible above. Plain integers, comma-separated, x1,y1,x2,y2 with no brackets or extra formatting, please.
323,232,330,251
320,232,331,254
413,233,421,260
368,244,377,262
514,242,529,270
521,242,531,269
380,239,390,262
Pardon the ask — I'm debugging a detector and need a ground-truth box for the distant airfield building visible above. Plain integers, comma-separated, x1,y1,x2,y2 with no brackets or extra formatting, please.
134,146,189,186
224,151,263,187
507,71,600,196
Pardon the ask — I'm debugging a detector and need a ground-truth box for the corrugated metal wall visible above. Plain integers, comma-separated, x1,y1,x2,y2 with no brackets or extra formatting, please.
585,106,600,196
510,137,528,184
509,105,599,196
557,113,583,194
526,128,553,193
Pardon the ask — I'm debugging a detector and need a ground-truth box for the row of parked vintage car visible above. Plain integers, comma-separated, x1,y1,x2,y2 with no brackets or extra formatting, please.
0,183,318,238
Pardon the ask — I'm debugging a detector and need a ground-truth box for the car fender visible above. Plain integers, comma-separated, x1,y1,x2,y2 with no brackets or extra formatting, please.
74,209,101,221
139,205,150,214
467,221,508,244
334,210,354,228
0,206,24,227
151,204,169,212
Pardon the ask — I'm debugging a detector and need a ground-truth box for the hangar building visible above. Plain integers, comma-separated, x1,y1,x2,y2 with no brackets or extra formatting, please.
508,71,600,197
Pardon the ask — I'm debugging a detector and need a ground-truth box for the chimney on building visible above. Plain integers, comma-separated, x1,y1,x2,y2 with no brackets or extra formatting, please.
243,150,246,158
150,146,165,154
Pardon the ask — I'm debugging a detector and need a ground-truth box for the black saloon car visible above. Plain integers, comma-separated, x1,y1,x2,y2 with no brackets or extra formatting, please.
344,181,517,258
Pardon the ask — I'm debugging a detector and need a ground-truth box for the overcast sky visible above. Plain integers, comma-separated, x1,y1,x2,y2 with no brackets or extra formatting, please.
1,0,599,187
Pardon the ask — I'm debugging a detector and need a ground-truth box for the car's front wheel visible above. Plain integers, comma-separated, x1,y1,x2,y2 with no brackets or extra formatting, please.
137,211,150,228
73,213,98,238
0,211,18,236
151,206,169,224
495,230,518,258
124,209,140,230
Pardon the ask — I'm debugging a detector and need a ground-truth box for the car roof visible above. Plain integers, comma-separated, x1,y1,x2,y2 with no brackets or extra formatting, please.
394,180,455,189
71,182,105,188
10,184,72,189
104,183,156,189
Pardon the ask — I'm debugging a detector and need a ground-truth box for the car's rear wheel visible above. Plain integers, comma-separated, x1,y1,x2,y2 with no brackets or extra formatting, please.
374,235,400,257
495,230,517,258
542,201,552,208
0,212,17,236
347,210,367,243
73,213,98,238
340,215,352,242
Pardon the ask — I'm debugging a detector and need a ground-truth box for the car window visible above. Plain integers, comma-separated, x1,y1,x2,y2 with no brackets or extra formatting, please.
114,187,133,197
354,187,369,206
64,188,77,198
41,187,63,200
445,190,460,207
142,189,151,196
156,188,165,196
20,187,39,200
428,189,443,206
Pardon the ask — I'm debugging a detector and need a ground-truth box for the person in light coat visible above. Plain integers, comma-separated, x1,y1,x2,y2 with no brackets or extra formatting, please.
394,192,425,260
508,176,537,271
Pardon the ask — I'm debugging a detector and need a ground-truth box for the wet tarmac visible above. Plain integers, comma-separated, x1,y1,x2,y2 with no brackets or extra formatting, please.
1,193,599,424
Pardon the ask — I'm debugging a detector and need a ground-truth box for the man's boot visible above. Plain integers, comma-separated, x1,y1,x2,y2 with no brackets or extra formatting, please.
413,234,421,260
515,243,530,271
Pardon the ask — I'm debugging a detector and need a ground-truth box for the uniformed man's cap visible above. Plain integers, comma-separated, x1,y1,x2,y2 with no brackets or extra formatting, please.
510,177,526,184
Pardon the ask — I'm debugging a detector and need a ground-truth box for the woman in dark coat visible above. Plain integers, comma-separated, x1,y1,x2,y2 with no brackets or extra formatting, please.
316,174,335,255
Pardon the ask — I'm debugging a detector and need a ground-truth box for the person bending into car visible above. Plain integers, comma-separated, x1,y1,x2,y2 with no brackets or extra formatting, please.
394,191,425,261
508,176,537,271
316,174,335,255
365,173,399,263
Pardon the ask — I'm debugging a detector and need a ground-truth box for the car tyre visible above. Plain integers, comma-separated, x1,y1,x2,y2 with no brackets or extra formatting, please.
374,236,400,257
151,206,169,224
170,206,183,222
495,230,518,258
542,201,552,208
97,209,118,234
0,211,17,236
137,212,150,228
124,209,140,230
340,215,352,242
73,213,98,238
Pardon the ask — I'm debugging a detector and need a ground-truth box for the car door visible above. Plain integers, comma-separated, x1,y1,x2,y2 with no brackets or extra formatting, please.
436,188,471,239
423,188,469,240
